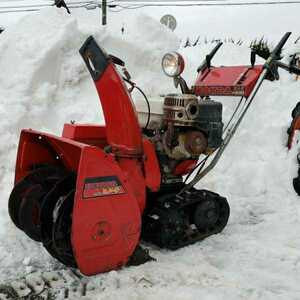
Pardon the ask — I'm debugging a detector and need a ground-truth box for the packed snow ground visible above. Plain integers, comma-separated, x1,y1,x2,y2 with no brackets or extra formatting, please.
1,4,300,300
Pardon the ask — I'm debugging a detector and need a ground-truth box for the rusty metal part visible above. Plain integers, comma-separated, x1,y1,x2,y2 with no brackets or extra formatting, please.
163,131,208,160
184,131,208,156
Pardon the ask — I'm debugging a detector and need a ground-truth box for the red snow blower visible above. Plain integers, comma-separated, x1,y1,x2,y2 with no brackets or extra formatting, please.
287,101,300,195
8,32,300,276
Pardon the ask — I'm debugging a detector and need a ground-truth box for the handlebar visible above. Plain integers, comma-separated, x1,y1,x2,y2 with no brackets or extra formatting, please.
264,32,292,80
269,32,291,61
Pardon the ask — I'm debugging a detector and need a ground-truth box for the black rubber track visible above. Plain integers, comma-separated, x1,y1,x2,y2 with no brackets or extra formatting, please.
193,198,220,232
142,188,230,250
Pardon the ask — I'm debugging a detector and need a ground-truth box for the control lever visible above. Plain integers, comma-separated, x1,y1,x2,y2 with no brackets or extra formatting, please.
197,42,223,73
109,54,125,67
276,61,300,75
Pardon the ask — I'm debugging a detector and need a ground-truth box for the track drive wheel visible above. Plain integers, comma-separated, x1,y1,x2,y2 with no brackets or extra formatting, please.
193,194,230,234
142,206,188,249
293,176,300,196
8,166,66,241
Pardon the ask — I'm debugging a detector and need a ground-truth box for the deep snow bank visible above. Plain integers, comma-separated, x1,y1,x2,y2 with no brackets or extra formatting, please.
1,5,300,300
0,8,179,182
0,8,179,279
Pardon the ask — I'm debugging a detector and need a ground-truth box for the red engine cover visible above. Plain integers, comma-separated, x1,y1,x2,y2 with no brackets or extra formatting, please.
193,65,264,98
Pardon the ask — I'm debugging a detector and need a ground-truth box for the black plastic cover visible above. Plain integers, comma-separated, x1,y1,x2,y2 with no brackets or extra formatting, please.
197,99,223,149
79,36,110,81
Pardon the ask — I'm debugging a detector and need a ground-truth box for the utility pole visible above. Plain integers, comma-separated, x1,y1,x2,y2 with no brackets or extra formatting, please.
102,0,107,25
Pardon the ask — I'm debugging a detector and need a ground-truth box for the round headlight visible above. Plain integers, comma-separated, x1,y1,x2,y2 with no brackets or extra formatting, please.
161,52,185,77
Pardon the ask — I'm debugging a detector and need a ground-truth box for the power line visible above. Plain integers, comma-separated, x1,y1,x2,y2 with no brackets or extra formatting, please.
111,0,300,9
115,0,217,1
0,1,93,9
111,0,300,3
0,2,95,13
112,0,229,2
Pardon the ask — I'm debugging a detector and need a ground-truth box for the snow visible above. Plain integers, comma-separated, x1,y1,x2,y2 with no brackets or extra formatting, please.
1,3,300,299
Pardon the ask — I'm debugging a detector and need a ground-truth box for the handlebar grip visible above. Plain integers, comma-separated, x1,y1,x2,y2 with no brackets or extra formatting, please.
271,32,291,59
289,65,300,75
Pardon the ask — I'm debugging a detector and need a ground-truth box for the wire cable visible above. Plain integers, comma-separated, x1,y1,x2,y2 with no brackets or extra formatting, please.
110,0,300,10
0,1,98,13
134,85,151,130
0,1,93,9
2,0,300,13
123,77,151,130
222,96,244,133
183,154,210,184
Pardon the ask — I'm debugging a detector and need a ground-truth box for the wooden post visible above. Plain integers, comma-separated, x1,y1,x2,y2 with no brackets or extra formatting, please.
102,0,107,25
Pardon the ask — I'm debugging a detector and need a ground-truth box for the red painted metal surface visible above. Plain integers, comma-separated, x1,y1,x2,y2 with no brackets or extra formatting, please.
62,124,107,147
94,63,143,157
193,65,264,98
72,146,141,275
173,160,197,176
288,116,300,149
14,129,85,183
143,139,161,192
91,61,146,212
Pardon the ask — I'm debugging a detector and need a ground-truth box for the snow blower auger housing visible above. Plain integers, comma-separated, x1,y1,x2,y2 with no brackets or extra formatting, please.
8,32,300,276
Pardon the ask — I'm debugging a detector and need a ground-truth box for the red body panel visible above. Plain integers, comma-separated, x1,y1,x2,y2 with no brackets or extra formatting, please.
143,139,161,192
95,64,143,156
62,124,107,147
173,160,198,176
72,147,141,275
193,65,264,98
15,129,85,183
288,116,300,149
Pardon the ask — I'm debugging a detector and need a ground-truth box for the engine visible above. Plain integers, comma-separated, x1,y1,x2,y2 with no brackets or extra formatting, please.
162,94,223,158
138,93,223,182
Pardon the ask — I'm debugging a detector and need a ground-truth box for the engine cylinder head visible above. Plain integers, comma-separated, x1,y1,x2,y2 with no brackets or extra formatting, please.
163,94,199,126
